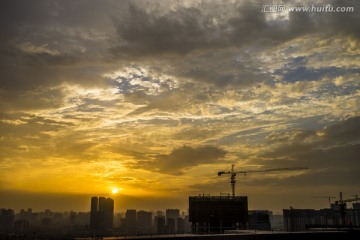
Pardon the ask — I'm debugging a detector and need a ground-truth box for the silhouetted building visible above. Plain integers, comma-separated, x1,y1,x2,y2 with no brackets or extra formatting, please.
97,197,106,228
156,210,164,217
90,196,114,230
189,195,248,233
167,217,176,233
271,214,284,231
184,214,192,233
177,217,185,233
283,203,360,232
14,219,29,233
166,209,180,220
165,209,180,233
41,217,53,228
137,210,152,233
0,209,15,233
248,210,272,230
353,203,360,210
155,215,166,234
283,208,316,232
104,198,114,228
125,209,137,232
90,197,98,229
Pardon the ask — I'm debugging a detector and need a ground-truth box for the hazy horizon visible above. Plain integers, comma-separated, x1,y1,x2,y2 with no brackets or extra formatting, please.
1,0,359,214
0,191,340,214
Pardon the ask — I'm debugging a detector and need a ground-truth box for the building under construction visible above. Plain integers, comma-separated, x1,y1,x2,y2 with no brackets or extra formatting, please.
283,192,360,231
189,195,248,233
188,165,307,234
284,202,360,231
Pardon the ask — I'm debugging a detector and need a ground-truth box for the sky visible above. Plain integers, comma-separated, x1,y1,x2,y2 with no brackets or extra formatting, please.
0,0,360,213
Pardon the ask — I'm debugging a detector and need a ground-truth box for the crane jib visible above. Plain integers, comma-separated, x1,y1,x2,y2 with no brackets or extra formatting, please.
218,165,308,197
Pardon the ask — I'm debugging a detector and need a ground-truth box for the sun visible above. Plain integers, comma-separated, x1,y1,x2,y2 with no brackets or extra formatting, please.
112,188,119,194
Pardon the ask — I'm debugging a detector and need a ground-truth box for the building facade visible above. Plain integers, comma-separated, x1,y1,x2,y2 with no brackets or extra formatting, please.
189,195,248,233
137,210,153,233
283,203,360,232
0,209,15,234
90,196,114,230
248,210,272,230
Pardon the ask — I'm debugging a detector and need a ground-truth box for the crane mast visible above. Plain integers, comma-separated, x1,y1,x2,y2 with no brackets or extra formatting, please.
218,164,308,198
334,192,359,225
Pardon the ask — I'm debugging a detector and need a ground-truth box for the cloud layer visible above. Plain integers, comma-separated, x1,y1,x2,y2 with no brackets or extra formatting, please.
0,0,359,211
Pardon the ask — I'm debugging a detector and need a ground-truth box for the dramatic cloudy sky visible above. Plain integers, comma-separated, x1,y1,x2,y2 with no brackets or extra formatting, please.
1,0,360,213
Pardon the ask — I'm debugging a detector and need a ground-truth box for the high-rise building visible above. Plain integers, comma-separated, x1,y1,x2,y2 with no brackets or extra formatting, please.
167,217,176,233
189,195,248,233
283,208,317,232
155,215,166,234
166,209,180,233
271,214,284,231
248,210,272,230
184,214,192,233
166,209,180,220
283,204,360,232
89,196,114,230
176,217,185,233
137,211,152,233
90,197,98,229
14,219,29,234
125,209,137,232
104,198,114,228
0,209,15,233
156,210,164,217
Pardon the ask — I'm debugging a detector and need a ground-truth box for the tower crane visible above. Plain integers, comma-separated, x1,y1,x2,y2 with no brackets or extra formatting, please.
334,192,359,225
334,192,359,205
218,164,308,198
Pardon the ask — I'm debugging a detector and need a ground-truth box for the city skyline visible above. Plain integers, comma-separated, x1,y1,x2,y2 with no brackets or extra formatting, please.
1,0,360,213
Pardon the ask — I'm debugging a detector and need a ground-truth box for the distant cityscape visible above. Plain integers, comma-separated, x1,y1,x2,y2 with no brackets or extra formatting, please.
1,193,359,239
0,196,279,238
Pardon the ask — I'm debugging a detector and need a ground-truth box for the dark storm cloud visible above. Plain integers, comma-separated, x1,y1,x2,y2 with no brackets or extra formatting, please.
269,116,360,146
0,0,120,94
264,143,360,170
112,2,227,56
113,0,360,57
0,38,108,92
273,0,360,41
261,116,360,170
232,167,359,188
107,0,360,91
0,0,118,38
129,145,226,175
188,116,360,191
154,145,226,174
188,164,358,192
322,116,360,143
316,0,360,39
1,0,359,97
171,51,269,88
112,1,284,55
